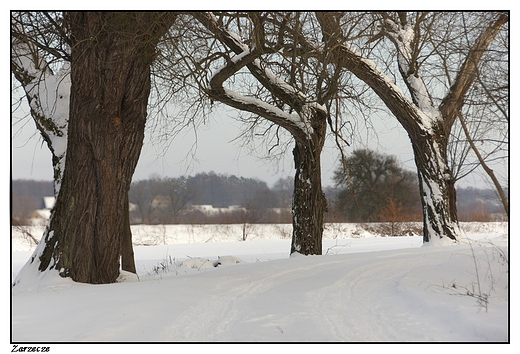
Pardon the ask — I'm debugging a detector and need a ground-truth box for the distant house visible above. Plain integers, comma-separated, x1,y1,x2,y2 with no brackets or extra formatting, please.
42,196,55,210
28,196,55,225
188,204,246,216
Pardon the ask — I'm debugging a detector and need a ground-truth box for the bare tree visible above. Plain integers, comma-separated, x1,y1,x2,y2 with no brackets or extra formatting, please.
185,12,360,255
13,12,175,285
154,12,385,254
312,11,508,242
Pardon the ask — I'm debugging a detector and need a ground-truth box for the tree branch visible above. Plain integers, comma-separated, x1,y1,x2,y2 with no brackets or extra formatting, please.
193,12,321,114
439,12,508,133
457,111,508,217
193,12,319,143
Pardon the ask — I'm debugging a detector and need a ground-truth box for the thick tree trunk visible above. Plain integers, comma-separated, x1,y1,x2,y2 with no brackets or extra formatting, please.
35,12,172,284
290,140,327,255
290,107,328,255
409,125,461,243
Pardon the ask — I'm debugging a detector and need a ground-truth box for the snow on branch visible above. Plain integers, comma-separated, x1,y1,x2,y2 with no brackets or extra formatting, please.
195,12,319,141
12,34,70,196
381,16,436,115
201,11,310,108
208,46,314,141
329,39,434,132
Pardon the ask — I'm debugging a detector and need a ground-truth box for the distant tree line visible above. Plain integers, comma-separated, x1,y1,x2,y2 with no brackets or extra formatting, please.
12,150,507,226
128,172,293,224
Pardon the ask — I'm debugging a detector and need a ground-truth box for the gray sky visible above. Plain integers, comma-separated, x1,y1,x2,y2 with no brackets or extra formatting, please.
11,93,507,190
9,8,509,191
11,103,422,188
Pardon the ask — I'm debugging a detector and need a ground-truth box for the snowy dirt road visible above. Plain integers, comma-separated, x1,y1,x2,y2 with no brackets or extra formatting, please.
11,227,508,343
126,243,506,342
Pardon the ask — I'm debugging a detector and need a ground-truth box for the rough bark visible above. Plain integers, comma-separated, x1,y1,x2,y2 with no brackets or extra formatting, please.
408,123,461,242
291,139,326,254
35,12,173,284
290,100,328,255
13,36,139,276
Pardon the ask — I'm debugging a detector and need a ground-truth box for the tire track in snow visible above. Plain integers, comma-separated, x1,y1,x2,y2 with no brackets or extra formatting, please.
159,247,460,341
310,247,454,341
159,258,343,341
310,257,411,341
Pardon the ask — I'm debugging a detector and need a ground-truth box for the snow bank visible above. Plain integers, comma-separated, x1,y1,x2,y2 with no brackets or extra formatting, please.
11,222,508,252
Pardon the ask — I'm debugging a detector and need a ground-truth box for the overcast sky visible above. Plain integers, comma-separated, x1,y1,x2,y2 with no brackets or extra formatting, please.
8,7,510,191
11,101,426,188
11,84,509,191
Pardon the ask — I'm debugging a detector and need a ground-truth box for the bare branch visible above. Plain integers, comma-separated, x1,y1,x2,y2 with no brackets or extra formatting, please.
439,12,508,132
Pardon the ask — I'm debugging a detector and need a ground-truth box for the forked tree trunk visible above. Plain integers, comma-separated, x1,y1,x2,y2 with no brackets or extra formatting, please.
329,47,464,243
314,11,507,244
35,12,172,284
193,12,330,256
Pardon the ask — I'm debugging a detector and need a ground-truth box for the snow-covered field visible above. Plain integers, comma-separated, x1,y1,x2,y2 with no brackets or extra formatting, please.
11,222,509,346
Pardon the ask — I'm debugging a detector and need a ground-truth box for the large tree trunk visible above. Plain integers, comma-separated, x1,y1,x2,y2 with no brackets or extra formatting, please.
290,107,328,255
291,140,327,255
13,39,138,275
408,125,461,242
34,12,172,284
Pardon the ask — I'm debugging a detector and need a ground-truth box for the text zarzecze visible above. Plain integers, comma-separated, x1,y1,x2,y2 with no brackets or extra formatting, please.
12,345,50,352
